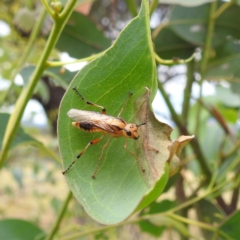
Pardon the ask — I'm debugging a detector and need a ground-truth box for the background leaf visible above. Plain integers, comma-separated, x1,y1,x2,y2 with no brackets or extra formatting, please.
0,219,45,240
56,11,111,58
0,113,39,150
220,210,240,239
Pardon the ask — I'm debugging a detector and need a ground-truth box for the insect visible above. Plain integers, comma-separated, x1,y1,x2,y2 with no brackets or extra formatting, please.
62,87,150,178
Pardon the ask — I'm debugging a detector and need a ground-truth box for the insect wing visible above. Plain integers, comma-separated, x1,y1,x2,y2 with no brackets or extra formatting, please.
67,109,115,132
67,109,97,122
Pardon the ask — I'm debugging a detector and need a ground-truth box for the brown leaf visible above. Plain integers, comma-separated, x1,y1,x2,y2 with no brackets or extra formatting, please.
167,135,195,176
134,87,173,187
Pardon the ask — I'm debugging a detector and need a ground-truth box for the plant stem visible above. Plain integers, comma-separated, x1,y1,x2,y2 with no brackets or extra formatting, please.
125,0,138,17
154,52,195,65
0,0,77,169
0,6,47,104
213,0,236,19
150,0,159,16
58,181,228,240
182,60,194,124
195,1,217,135
46,51,106,68
157,80,212,180
45,191,73,240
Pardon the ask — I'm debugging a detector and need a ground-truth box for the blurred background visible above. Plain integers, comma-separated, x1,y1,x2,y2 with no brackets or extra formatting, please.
1,0,240,239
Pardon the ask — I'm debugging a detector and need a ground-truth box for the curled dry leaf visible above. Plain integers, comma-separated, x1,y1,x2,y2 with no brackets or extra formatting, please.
134,88,194,183
167,135,195,177
134,87,173,187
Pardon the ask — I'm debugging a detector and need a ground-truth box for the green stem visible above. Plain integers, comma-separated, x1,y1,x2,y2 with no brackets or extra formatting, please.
154,52,195,65
46,51,106,68
195,1,217,134
45,191,73,240
59,181,228,240
166,213,217,232
41,0,54,16
0,6,47,104
158,81,212,181
149,0,159,16
213,0,236,19
125,0,138,17
182,60,194,124
0,0,77,169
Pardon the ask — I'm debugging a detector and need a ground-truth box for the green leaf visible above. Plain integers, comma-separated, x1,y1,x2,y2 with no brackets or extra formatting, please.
20,65,77,89
220,210,240,239
169,3,240,47
153,27,196,59
58,0,170,224
56,11,111,58
44,67,77,89
0,113,38,150
195,199,224,239
0,219,45,240
207,40,240,83
139,200,175,237
216,86,240,108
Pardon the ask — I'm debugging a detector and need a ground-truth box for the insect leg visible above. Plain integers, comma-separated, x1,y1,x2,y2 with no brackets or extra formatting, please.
62,134,105,175
117,92,133,117
73,87,106,114
143,138,159,153
92,137,111,179
124,139,145,173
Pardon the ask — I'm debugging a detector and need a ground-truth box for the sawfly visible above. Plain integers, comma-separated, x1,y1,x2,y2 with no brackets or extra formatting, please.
62,87,156,178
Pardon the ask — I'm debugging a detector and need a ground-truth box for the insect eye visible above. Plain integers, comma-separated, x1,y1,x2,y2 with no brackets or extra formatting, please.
124,128,132,136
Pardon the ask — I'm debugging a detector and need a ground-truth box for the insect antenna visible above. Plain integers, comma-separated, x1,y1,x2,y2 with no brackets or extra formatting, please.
137,122,146,127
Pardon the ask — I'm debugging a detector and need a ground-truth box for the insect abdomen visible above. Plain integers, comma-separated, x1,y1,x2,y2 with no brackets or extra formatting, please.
72,122,102,133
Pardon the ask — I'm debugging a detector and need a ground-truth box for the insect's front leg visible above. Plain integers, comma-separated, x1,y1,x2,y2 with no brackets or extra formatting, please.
73,87,106,114
124,139,145,173
62,134,105,175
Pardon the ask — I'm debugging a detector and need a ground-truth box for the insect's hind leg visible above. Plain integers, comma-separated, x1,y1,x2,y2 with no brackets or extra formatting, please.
92,137,111,179
124,139,145,173
62,134,105,175
73,87,106,114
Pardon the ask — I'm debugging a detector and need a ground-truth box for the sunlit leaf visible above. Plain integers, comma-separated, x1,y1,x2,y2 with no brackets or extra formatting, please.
58,0,171,224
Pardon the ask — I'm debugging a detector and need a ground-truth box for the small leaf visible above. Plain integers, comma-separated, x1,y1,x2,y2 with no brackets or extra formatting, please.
0,113,39,150
134,88,173,186
196,199,224,239
169,3,240,47
153,27,196,59
139,200,175,237
44,67,77,89
207,40,240,83
216,86,240,108
0,219,45,240
220,210,240,239
56,11,111,58
167,135,194,176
